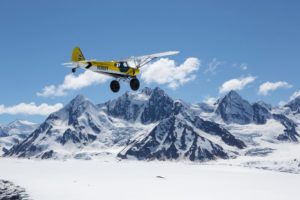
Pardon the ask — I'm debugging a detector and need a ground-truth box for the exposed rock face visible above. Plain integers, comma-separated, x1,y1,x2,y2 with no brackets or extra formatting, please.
273,114,299,142
285,96,300,114
216,91,254,124
191,116,246,149
252,102,272,124
215,91,273,125
0,180,30,200
118,116,230,161
104,87,174,124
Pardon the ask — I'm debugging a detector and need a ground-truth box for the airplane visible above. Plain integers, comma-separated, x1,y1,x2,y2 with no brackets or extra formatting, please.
64,47,179,93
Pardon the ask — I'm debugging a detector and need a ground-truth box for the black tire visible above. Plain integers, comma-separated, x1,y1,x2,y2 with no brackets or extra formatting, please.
130,78,140,91
110,80,120,93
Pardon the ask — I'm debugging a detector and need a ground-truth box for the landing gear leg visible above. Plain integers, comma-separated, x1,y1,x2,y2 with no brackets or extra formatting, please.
110,80,120,93
130,78,140,91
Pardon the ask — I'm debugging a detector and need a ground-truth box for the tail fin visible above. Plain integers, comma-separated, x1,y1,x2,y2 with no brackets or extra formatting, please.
72,47,85,62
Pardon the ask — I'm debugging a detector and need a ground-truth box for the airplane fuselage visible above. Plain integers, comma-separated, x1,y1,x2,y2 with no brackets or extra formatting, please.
78,60,140,78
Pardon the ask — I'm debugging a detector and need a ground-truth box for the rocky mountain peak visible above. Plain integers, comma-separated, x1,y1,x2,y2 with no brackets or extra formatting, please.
140,87,153,96
226,90,242,99
68,95,89,107
216,90,254,124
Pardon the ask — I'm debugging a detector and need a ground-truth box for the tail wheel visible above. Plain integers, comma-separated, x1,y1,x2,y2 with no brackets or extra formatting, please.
130,78,140,91
110,80,120,93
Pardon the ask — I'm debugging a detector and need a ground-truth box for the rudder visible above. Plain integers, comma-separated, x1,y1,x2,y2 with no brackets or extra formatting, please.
72,47,85,62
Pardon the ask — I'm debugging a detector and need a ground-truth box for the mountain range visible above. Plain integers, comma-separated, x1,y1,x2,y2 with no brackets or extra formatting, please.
2,87,300,171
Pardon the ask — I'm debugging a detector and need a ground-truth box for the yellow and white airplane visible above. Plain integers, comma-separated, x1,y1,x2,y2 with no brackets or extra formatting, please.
64,47,179,92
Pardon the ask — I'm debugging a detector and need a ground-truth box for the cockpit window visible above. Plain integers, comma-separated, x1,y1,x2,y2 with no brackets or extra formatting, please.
118,62,130,72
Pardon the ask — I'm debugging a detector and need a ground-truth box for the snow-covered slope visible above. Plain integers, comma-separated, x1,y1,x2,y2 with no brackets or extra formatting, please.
0,120,39,155
1,158,300,200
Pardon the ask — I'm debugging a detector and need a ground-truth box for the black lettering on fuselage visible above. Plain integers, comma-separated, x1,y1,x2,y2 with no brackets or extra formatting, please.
97,66,108,71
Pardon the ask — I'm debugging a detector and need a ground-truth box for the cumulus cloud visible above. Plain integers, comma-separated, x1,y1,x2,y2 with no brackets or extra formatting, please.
258,81,292,96
0,102,63,116
141,57,200,89
219,76,256,94
37,70,110,97
204,58,223,74
290,90,300,100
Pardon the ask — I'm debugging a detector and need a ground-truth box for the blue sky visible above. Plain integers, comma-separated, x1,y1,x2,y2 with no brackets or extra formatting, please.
0,0,299,124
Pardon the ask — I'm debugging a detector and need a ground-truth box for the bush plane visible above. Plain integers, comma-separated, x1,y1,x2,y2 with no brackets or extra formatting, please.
64,47,179,92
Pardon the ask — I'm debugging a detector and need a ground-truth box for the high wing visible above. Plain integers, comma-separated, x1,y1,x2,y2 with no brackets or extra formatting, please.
124,51,179,69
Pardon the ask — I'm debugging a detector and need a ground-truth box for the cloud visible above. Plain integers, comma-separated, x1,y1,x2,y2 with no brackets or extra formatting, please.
290,90,300,100
219,76,256,94
203,96,218,106
258,81,292,96
204,58,223,74
37,70,110,97
0,102,63,116
141,57,200,89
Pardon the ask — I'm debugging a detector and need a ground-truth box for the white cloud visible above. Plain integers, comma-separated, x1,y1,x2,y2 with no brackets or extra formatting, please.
141,57,200,89
203,96,218,106
0,102,63,116
204,58,223,74
219,76,256,94
258,81,292,96
290,90,300,100
37,70,110,97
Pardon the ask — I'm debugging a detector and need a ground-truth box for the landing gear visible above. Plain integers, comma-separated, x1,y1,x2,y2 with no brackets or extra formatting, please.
109,78,140,93
110,80,120,93
130,78,140,91
72,68,76,73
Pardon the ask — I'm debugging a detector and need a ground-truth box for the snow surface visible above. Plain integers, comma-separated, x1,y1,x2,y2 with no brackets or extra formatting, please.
0,158,299,200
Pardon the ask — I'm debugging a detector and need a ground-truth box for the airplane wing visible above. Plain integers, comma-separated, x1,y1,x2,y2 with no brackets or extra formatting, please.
124,51,179,69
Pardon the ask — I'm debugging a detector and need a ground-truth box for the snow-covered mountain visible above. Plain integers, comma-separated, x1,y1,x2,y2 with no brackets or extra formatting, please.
216,91,255,124
0,120,39,155
215,91,272,125
119,115,240,161
285,96,300,114
4,95,146,159
3,87,300,172
103,87,174,124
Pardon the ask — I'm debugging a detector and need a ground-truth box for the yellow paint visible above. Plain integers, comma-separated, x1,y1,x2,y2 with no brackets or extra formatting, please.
71,47,140,77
